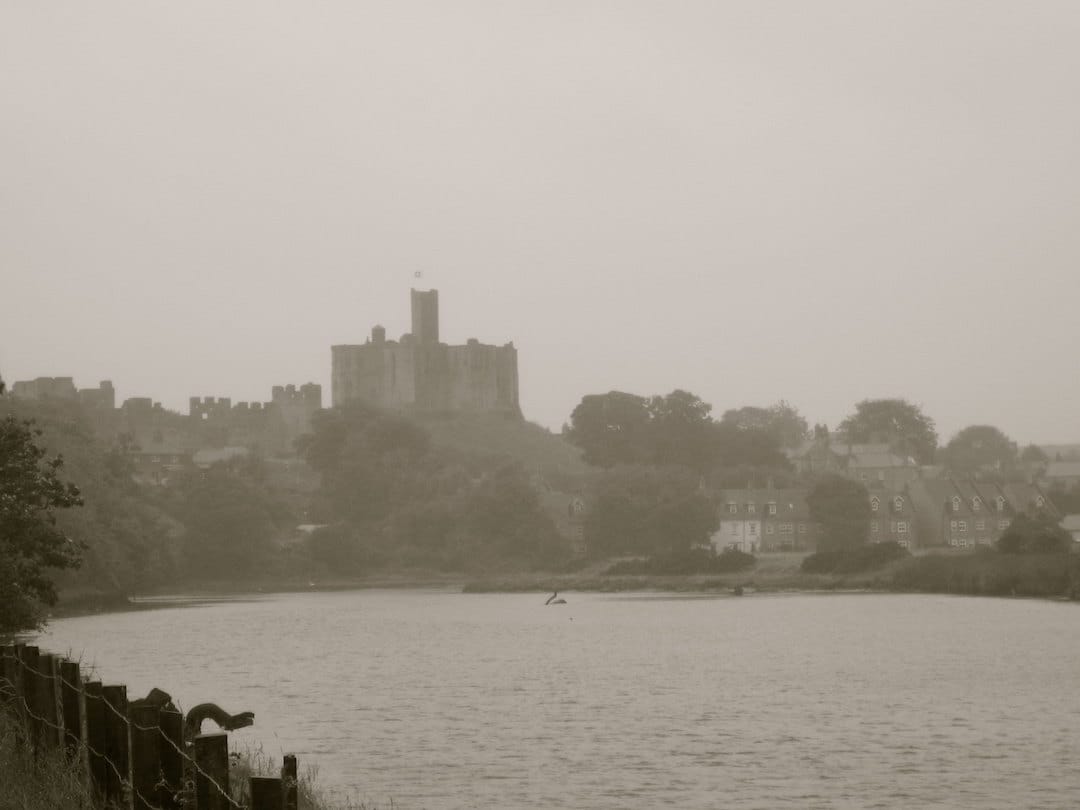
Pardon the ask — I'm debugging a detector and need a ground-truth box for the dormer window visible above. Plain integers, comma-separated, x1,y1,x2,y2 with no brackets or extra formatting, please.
768,502,777,515
870,497,880,513
893,496,903,512
995,496,1005,512
972,497,981,512
747,502,756,514
951,496,961,512
1035,496,1045,508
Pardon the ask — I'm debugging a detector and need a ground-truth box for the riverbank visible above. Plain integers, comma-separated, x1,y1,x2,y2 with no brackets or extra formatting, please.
52,550,1080,619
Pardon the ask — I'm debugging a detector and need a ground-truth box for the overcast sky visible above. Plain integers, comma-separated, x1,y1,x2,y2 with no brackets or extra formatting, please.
2,1,1078,445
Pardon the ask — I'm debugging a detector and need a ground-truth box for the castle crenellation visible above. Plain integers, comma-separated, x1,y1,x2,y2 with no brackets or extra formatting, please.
7,287,520,478
332,289,521,416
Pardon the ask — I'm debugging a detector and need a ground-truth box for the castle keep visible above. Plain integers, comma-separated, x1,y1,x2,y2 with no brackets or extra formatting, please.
332,289,520,416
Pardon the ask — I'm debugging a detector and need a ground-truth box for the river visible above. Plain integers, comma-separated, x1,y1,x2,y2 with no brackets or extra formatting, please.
36,590,1080,809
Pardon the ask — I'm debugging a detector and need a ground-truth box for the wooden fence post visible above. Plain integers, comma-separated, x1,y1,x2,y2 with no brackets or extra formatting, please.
20,646,43,746
129,703,161,810
282,754,298,810
194,733,231,810
84,681,108,798
102,684,132,809
9,644,27,724
38,653,63,747
251,776,283,810
158,708,184,810
0,645,18,711
59,660,84,760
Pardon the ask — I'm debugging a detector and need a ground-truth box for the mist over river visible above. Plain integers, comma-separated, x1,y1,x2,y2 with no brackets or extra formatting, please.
37,591,1080,809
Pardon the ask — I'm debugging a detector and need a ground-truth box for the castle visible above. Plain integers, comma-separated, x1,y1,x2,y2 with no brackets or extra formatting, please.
331,289,521,417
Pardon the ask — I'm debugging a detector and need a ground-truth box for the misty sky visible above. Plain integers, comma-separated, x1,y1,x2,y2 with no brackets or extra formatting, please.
2,2,1078,445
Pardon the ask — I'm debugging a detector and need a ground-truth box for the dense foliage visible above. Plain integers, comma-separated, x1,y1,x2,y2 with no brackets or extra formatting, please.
806,475,871,552
565,390,792,473
996,513,1072,554
889,551,1080,599
299,404,568,572
941,425,1017,476
582,465,716,557
0,415,84,633
801,542,909,574
836,398,938,464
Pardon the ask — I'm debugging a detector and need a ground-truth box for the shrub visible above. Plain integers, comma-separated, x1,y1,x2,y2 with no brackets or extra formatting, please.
800,542,910,574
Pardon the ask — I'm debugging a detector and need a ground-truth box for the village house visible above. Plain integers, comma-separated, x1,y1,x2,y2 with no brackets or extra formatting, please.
712,488,819,553
1042,461,1080,490
785,438,918,490
906,477,1057,549
868,491,917,548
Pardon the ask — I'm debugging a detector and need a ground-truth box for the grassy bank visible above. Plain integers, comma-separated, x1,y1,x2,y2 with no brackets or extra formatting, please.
0,709,97,810
0,708,377,810
465,550,1080,601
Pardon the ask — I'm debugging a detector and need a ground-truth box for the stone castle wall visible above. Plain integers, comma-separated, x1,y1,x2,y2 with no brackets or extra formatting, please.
331,290,520,416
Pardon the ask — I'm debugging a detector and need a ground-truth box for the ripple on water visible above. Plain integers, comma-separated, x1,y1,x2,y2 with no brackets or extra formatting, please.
36,591,1080,810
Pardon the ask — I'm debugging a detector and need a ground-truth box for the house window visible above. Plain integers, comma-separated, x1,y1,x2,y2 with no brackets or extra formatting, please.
893,497,903,512
998,519,1009,530
898,539,910,549
766,524,775,535
798,523,806,534
768,502,777,515
897,522,908,534
747,503,756,514
870,497,879,512
749,524,757,535
972,497,981,511
779,523,793,534
728,503,737,514
975,520,985,531
151,455,160,463
951,497,961,512
958,521,967,532
871,521,879,533
950,520,958,531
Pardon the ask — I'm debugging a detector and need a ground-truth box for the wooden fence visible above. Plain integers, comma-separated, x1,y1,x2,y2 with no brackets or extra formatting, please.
0,643,299,810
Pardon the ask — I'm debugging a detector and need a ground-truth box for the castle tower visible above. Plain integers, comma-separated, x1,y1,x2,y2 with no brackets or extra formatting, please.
411,288,439,345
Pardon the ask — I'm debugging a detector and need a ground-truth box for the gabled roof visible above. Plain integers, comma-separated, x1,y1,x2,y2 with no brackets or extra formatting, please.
847,452,912,469
1045,461,1080,479
1000,482,1056,517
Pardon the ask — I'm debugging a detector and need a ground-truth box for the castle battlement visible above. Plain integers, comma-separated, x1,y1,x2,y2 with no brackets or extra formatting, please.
332,290,520,417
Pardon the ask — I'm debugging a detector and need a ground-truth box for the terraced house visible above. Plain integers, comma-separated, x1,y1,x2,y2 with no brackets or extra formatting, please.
868,491,917,548
906,478,1056,548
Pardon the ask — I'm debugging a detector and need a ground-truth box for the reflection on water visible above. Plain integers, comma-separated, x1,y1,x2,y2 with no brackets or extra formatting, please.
39,591,1080,809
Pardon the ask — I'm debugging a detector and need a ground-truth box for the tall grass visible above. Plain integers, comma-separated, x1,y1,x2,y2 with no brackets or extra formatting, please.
0,708,97,810
229,745,382,810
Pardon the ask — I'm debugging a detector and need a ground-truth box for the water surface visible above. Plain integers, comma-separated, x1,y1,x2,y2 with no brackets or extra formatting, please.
39,591,1080,809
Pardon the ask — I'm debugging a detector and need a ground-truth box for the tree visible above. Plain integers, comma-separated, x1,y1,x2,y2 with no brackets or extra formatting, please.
1020,444,1049,464
583,465,716,556
837,398,938,464
996,513,1072,554
806,475,871,552
566,391,652,468
0,416,84,634
646,390,716,470
941,425,1018,476
720,401,808,449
